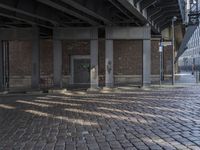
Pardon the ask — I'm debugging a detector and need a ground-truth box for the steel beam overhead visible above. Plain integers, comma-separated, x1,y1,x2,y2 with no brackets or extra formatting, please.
140,0,158,10
0,13,53,29
0,0,184,34
59,0,113,25
37,0,100,26
0,3,58,25
116,0,147,24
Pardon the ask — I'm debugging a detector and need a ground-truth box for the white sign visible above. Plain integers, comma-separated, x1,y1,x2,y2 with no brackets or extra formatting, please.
159,46,163,52
161,41,172,47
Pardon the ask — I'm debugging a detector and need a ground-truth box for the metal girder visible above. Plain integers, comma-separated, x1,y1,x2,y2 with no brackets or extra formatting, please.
140,0,158,10
60,0,113,25
153,10,180,23
53,27,98,40
148,2,179,18
0,0,184,34
175,25,198,63
159,19,182,31
178,0,185,21
0,41,2,91
0,2,58,25
159,19,181,30
108,0,141,26
150,5,179,20
37,0,99,26
0,28,34,40
134,0,143,5
117,0,161,33
109,0,159,33
158,15,181,29
105,26,151,40
0,13,53,29
156,13,180,26
15,0,68,27
116,0,147,24
108,0,133,19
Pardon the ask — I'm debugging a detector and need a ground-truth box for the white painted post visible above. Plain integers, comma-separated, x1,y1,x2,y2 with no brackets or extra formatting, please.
90,39,99,90
105,39,114,88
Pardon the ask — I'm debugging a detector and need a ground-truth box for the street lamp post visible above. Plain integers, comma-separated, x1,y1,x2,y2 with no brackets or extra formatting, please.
159,44,163,86
172,16,177,85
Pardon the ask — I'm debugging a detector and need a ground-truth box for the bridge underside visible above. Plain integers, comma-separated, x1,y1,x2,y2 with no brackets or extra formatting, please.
0,0,184,90
0,0,184,34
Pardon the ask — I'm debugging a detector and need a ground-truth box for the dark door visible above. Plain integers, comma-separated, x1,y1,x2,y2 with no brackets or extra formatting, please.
74,59,90,84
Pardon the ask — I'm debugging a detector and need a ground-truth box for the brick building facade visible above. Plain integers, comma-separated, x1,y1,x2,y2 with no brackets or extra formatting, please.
8,39,172,88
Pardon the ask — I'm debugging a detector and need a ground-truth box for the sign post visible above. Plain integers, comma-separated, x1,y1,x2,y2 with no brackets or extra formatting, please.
159,45,163,86
158,41,172,86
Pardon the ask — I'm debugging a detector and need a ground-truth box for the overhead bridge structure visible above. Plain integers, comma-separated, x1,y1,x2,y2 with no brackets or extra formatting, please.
0,0,185,90
0,0,184,33
175,0,199,63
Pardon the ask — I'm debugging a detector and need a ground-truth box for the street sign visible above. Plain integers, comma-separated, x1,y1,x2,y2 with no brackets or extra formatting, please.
159,45,163,52
160,41,172,47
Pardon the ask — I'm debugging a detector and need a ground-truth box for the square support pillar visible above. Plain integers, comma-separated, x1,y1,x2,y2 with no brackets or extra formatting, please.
53,32,62,88
90,39,99,89
31,27,40,89
105,40,114,88
143,39,151,86
0,41,3,90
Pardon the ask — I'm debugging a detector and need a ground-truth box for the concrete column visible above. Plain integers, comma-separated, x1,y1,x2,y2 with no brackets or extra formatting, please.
31,27,40,89
53,31,62,88
143,39,151,86
0,41,3,90
105,40,114,88
90,39,99,89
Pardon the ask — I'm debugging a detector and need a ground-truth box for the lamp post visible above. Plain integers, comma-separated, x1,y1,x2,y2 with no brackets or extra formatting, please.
159,43,163,86
172,16,177,85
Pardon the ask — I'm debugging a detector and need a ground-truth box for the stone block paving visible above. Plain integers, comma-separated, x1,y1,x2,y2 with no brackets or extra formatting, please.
1,86,200,150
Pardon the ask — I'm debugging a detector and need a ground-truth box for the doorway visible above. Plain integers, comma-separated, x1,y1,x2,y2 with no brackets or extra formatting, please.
71,55,90,86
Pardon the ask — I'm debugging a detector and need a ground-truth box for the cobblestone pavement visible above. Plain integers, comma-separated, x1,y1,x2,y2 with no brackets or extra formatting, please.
1,86,200,150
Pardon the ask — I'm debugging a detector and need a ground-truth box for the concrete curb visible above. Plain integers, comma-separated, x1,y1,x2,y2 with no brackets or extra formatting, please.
48,89,67,94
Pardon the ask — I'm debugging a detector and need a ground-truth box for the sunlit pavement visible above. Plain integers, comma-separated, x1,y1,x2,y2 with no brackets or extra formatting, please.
175,72,196,84
1,86,200,150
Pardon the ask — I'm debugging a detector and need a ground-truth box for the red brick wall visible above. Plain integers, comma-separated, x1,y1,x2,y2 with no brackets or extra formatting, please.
98,39,105,85
151,40,160,75
9,41,32,76
9,39,166,87
113,40,143,75
164,45,173,74
98,39,105,75
40,40,53,76
9,40,54,76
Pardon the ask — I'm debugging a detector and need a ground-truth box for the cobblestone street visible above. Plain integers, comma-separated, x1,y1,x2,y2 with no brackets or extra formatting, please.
1,86,200,150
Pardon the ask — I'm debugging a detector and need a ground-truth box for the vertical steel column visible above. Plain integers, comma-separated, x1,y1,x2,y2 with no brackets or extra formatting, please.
53,29,62,88
90,39,99,89
143,39,151,86
0,40,3,90
31,27,40,89
105,39,114,88
172,17,177,85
